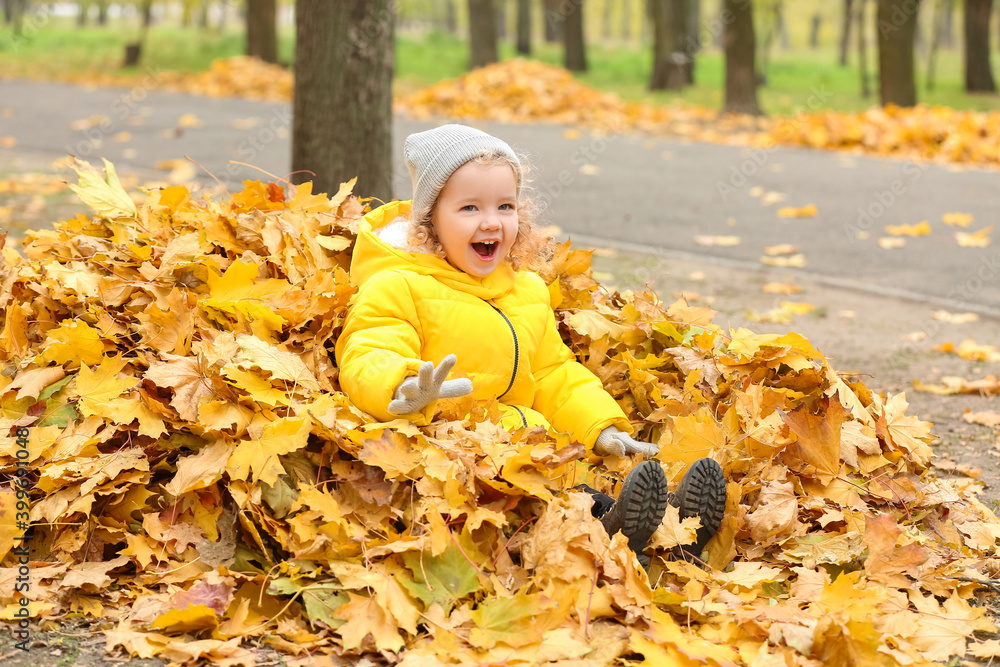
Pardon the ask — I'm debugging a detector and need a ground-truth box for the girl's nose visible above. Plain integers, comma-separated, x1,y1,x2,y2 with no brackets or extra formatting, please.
480,214,501,230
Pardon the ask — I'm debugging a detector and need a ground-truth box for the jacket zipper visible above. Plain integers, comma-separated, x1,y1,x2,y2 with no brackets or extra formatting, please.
490,304,523,428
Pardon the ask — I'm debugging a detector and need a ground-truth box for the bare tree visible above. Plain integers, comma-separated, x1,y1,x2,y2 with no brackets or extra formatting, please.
722,0,762,115
876,0,919,107
965,0,996,92
469,0,499,68
292,0,393,201
516,0,531,54
650,0,689,90
620,0,631,40
840,0,855,65
247,0,278,64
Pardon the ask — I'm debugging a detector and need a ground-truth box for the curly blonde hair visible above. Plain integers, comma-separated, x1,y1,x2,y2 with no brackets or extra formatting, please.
407,149,552,272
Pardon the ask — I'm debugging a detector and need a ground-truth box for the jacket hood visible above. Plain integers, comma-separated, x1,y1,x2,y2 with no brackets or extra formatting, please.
349,200,517,301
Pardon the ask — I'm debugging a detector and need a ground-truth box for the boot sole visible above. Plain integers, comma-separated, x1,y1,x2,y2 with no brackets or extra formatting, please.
673,458,726,561
617,460,670,557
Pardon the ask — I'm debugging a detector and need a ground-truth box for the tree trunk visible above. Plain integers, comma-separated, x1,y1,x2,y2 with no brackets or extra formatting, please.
876,0,919,107
940,0,954,47
650,0,689,90
516,0,531,54
97,0,107,25
965,0,996,92
199,0,209,29
496,0,507,39
926,0,945,89
141,0,153,28
685,0,700,82
3,0,11,25
292,0,393,202
468,0,498,68
544,0,564,42
840,0,854,64
722,0,761,114
760,1,784,83
914,6,927,56
446,0,457,33
602,0,612,39
858,0,871,96
809,12,821,47
620,0,631,40
564,0,587,71
77,1,87,26
246,0,278,63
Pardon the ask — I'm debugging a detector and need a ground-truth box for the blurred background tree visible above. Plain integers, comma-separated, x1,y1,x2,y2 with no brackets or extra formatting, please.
3,0,999,117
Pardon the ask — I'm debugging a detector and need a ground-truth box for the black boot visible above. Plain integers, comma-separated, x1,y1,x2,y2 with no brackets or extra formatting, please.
668,457,727,564
599,460,670,568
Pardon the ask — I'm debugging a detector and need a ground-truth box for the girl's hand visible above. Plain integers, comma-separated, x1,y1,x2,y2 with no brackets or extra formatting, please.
594,425,659,458
388,354,473,416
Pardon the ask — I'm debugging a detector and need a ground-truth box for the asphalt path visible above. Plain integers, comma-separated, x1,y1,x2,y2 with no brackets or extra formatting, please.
2,79,998,314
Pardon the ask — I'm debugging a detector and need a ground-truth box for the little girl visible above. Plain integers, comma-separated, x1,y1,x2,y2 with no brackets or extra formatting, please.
335,124,726,566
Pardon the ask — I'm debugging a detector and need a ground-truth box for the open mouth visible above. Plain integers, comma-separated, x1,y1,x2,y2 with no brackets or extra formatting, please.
471,241,499,261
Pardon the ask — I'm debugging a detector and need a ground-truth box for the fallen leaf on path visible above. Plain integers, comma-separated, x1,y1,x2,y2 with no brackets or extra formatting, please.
878,237,906,249
232,118,262,130
932,310,979,324
761,254,806,267
0,136,16,147
694,235,740,246
956,225,993,247
70,115,109,130
914,376,1000,395
934,339,1000,362
761,191,787,205
885,221,931,236
177,113,203,129
964,411,1000,428
763,244,798,256
777,204,817,218
942,212,973,227
762,282,802,294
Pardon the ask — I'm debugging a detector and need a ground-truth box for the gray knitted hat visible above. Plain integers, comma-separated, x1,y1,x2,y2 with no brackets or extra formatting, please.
404,124,521,217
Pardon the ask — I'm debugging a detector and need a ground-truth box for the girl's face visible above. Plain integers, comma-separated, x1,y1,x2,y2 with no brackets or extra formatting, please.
431,161,519,277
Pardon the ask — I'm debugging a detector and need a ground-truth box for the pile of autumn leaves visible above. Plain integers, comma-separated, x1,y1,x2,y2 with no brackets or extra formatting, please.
1,160,999,666
399,59,1000,168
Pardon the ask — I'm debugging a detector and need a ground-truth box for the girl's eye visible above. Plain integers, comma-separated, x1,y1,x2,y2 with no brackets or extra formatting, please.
499,204,514,211
461,205,476,212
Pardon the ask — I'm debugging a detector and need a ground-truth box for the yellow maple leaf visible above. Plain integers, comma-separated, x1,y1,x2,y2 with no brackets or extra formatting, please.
36,320,105,368
334,592,405,652
75,354,137,417
226,415,311,485
151,604,219,634
67,157,137,220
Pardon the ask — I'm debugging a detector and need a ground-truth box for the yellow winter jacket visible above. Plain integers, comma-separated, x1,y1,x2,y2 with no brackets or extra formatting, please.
335,200,633,450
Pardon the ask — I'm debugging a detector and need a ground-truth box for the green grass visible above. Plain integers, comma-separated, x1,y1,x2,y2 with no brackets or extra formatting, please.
3,16,1000,116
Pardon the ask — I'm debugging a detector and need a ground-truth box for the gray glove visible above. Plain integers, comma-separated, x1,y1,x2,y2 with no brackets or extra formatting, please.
388,354,473,416
594,425,659,457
